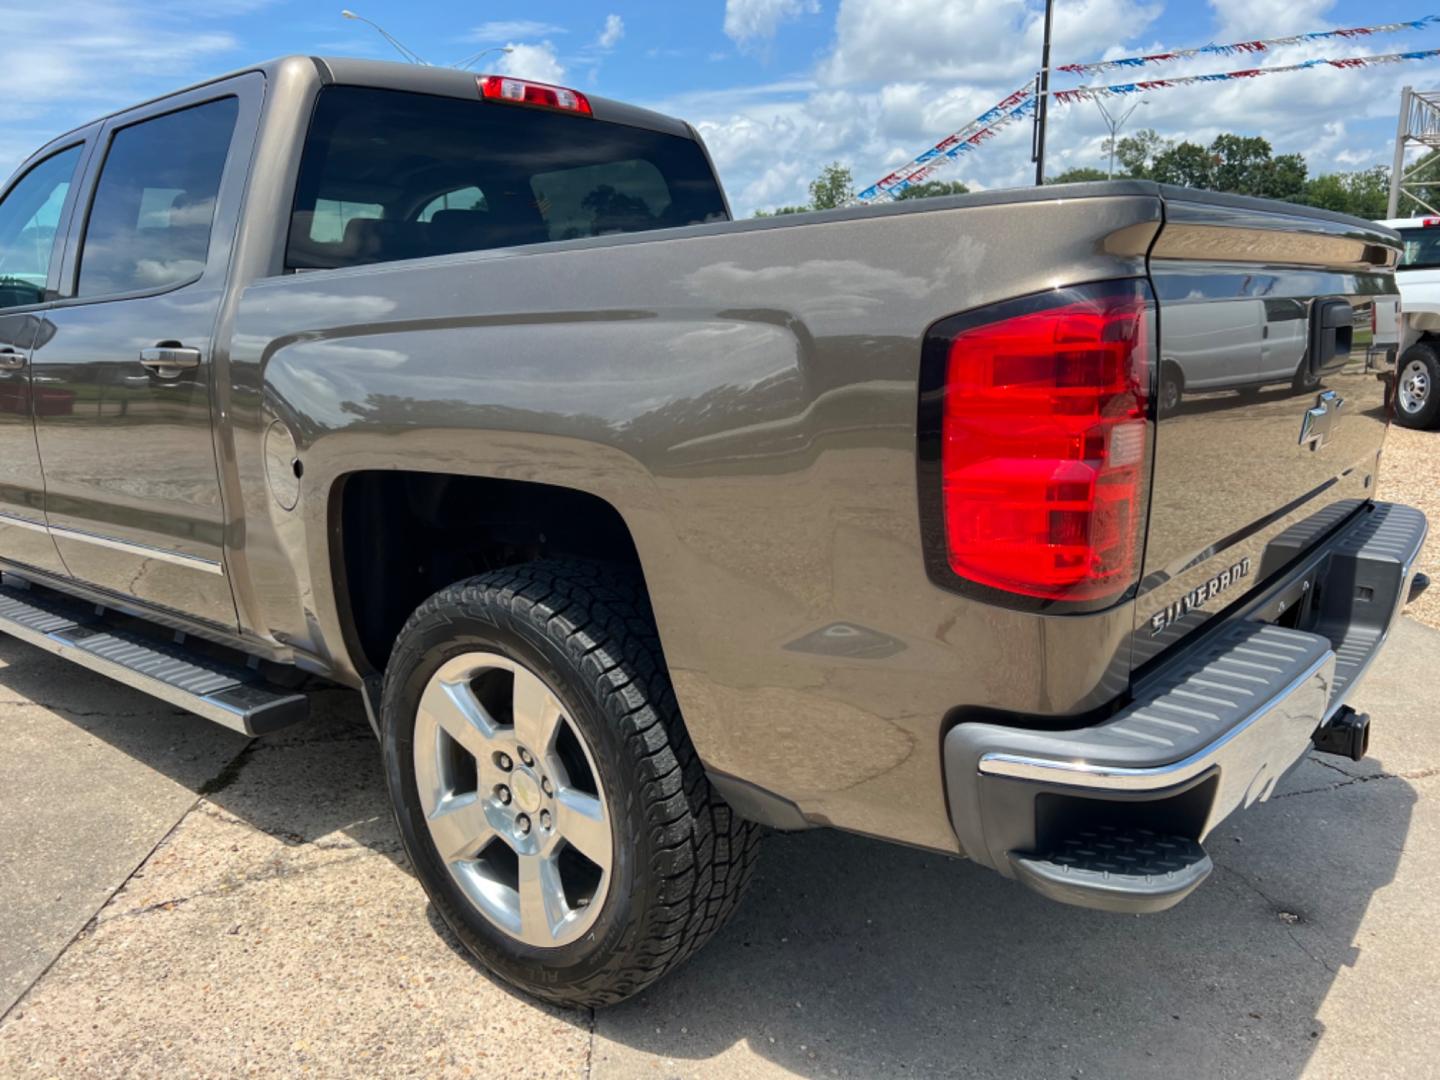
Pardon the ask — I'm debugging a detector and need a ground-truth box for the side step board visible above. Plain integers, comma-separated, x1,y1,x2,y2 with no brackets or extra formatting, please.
0,576,307,735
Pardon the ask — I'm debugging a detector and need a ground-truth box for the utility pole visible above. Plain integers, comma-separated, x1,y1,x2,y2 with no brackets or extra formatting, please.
1032,0,1055,186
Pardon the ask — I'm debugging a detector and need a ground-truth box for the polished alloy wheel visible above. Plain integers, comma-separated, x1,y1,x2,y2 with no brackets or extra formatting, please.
1399,357,1431,415
413,652,612,948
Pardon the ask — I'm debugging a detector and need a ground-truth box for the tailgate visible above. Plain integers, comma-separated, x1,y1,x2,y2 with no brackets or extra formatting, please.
1136,189,1401,666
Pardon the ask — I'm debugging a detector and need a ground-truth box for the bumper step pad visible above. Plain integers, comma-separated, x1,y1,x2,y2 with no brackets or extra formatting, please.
1009,827,1212,915
0,577,306,735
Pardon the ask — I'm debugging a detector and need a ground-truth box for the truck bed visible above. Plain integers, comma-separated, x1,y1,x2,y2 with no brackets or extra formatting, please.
227,180,1400,853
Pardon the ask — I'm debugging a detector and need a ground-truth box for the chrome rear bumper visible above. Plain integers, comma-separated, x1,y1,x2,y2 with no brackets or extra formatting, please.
943,501,1427,906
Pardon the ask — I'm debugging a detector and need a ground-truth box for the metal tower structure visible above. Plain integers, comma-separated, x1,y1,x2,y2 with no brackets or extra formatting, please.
1387,86,1440,218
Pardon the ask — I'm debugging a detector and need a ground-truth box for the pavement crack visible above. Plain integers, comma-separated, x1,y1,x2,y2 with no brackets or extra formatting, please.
0,700,189,719
196,740,259,796
1285,927,1337,975
113,896,194,919
0,787,207,1024
1217,864,1336,974
190,802,401,854
584,1005,596,1080
97,851,380,926
1272,765,1440,801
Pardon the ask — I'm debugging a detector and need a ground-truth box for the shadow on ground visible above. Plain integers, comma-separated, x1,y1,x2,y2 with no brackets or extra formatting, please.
0,634,397,862
592,757,1416,1078
0,629,1428,1078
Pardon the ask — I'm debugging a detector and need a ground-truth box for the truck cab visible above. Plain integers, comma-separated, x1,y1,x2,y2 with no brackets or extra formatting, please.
1377,215,1440,427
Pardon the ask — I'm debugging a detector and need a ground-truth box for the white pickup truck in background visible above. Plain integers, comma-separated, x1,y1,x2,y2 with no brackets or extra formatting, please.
1379,216,1440,428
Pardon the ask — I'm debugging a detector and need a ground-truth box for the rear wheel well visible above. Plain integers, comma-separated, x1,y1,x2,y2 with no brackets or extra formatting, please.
336,471,643,673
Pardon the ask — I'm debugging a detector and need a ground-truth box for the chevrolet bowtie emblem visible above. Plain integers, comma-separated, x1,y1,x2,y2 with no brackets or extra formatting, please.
1299,389,1345,451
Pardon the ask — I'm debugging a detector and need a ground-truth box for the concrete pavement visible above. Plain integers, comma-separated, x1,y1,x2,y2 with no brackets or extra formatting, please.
0,619,1437,1078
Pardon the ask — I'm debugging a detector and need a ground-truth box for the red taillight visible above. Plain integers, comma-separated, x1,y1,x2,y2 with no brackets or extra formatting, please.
478,75,593,115
928,282,1153,605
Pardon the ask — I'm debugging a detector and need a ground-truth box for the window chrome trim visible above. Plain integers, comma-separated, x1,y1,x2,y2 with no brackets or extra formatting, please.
0,512,52,536
45,521,225,575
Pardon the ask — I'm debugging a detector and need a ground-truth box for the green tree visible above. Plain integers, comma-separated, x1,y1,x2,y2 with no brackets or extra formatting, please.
752,161,857,217
1112,128,1168,177
895,179,970,200
1299,165,1391,218
1265,153,1309,202
1048,166,1109,184
1209,133,1273,194
1343,165,1394,219
1149,141,1214,188
808,161,854,210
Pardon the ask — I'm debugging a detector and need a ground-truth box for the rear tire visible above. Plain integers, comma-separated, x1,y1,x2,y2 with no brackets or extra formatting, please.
1159,364,1183,414
1291,360,1322,394
1394,342,1440,430
380,560,761,1008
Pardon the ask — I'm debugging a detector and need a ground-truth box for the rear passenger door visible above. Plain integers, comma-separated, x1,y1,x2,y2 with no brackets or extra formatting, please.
0,138,91,576
30,75,262,627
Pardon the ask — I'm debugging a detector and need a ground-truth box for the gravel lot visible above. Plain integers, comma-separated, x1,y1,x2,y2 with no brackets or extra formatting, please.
1378,424,1440,628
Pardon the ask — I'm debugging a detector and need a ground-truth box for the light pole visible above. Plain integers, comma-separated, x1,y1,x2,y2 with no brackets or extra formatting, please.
1032,0,1055,185
340,9,428,65
1094,98,1146,178
450,46,515,71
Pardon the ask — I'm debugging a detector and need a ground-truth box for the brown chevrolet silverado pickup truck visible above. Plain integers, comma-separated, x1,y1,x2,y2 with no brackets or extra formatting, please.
0,56,1425,1005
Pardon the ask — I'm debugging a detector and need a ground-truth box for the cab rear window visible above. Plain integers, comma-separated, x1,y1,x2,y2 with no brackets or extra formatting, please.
1398,227,1440,271
287,86,728,270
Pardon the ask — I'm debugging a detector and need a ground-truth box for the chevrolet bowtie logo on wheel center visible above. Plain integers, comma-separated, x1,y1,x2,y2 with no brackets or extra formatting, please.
1300,390,1346,450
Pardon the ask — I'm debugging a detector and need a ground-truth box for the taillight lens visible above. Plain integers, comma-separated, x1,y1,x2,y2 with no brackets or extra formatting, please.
922,281,1154,606
478,75,593,115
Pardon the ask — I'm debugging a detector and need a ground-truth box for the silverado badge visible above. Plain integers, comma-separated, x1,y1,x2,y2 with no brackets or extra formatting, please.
1149,558,1252,636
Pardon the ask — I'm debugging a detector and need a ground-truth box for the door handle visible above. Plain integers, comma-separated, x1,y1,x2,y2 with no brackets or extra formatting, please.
0,348,26,371
139,345,202,378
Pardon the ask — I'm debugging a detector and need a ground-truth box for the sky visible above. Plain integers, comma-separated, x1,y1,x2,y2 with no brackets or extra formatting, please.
6,0,1440,215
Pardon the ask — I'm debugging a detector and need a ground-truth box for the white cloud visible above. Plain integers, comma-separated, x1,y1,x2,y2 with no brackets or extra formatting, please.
724,0,820,46
496,42,567,84
470,20,567,41
597,14,624,50
1,0,250,178
1208,0,1336,39
821,0,1161,85
657,0,1422,216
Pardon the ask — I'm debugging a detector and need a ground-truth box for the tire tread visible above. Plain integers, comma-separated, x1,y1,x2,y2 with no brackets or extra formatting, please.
384,559,761,1007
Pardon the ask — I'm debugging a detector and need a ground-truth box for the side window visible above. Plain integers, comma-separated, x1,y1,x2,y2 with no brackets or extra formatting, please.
76,97,239,298
0,145,83,310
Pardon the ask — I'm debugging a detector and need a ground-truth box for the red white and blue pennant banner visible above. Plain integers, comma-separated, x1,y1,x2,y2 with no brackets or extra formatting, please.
1058,16,1440,76
1054,48,1440,105
854,15,1440,203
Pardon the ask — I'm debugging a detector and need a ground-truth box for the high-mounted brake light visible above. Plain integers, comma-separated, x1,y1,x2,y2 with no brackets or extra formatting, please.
1424,217,1440,227
478,75,593,115
919,281,1154,606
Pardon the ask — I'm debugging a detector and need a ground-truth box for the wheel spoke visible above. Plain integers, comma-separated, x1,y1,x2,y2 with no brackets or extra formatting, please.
517,853,568,942
511,667,564,757
426,794,495,863
554,787,611,869
420,677,500,758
